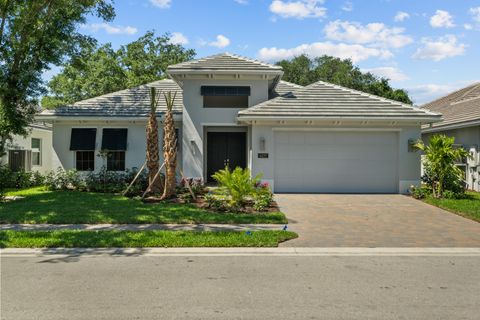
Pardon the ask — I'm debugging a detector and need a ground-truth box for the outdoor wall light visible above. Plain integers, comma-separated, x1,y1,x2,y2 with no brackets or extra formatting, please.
259,137,266,151
408,139,416,152
190,139,196,154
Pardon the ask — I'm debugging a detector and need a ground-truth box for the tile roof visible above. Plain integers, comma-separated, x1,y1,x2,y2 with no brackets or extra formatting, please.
239,80,442,122
39,80,182,118
270,80,304,98
167,53,283,72
421,82,480,130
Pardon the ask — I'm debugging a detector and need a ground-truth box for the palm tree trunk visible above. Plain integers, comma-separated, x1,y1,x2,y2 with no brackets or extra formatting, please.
161,91,177,199
146,87,162,194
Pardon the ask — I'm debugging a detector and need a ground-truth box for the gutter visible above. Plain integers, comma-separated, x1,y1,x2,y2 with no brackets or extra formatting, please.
237,115,443,124
422,119,480,133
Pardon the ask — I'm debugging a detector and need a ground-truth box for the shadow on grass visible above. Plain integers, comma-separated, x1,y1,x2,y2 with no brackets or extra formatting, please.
37,248,149,264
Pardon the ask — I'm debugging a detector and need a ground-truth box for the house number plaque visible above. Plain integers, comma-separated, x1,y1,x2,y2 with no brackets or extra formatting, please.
258,153,269,158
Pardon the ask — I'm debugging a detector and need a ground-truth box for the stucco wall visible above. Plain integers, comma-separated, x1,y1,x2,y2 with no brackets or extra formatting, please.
1,128,53,174
251,125,422,194
181,79,269,178
422,125,480,191
51,120,182,172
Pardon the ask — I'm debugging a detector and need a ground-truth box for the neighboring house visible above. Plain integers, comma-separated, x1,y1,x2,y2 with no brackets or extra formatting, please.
38,53,441,194
421,83,480,191
1,123,53,174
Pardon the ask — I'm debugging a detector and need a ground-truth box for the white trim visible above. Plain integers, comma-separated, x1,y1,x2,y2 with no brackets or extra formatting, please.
422,120,480,133
272,127,402,132
200,122,239,127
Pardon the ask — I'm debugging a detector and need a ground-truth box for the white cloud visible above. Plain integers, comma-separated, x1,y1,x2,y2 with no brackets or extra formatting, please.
257,42,393,63
169,32,188,45
209,35,231,48
81,23,137,35
363,67,409,81
430,10,455,28
149,0,171,9
394,11,410,22
470,7,480,22
269,0,326,19
341,1,353,12
407,83,478,105
412,35,466,61
464,24,473,30
324,20,413,48
234,0,248,4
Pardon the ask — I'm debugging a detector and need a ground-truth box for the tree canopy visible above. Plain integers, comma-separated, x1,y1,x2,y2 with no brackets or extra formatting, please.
276,55,412,104
0,0,115,154
42,31,196,109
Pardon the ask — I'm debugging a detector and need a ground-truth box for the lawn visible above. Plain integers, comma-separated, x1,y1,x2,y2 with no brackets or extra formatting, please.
0,230,297,248
423,191,480,222
1,187,287,224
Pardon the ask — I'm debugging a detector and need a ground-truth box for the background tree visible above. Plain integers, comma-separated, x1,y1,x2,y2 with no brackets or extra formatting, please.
146,87,162,194
415,135,470,198
42,31,195,108
276,55,412,104
0,0,115,155
161,91,177,200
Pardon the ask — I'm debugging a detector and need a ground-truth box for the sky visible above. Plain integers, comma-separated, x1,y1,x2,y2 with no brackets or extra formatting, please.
46,0,480,105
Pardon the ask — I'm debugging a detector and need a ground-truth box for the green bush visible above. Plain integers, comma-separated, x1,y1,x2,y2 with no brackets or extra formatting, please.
253,183,273,211
212,167,261,209
409,185,430,199
0,165,46,192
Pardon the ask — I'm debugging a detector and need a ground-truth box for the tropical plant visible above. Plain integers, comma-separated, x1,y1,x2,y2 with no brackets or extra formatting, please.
161,91,177,200
146,87,162,194
212,167,262,208
415,135,470,198
253,183,273,211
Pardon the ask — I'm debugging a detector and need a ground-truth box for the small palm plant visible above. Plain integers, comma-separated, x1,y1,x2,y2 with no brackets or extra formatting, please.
146,87,162,194
415,134,470,198
212,167,262,208
161,91,177,199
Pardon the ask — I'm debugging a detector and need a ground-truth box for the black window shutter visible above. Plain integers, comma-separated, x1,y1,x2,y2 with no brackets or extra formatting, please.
201,86,250,96
70,128,97,151
101,129,128,151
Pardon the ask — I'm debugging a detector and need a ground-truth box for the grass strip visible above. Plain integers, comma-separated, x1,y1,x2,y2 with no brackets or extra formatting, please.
0,230,298,248
423,192,480,223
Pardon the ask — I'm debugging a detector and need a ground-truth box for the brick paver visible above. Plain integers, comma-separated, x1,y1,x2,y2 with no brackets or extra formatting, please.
276,194,480,247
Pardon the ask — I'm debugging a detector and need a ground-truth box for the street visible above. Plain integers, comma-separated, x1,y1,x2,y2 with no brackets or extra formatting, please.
1,249,479,319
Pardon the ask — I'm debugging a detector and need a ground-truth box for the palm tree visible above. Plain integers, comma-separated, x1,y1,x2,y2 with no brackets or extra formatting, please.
415,134,470,198
146,87,162,194
161,91,177,199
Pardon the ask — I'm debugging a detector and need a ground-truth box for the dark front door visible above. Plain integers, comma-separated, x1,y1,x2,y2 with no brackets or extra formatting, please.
207,132,247,182
9,150,26,172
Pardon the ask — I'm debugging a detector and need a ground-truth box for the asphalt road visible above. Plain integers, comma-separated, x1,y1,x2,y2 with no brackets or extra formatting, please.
1,251,479,320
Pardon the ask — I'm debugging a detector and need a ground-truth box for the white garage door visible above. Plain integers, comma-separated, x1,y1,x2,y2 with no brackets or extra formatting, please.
274,131,398,193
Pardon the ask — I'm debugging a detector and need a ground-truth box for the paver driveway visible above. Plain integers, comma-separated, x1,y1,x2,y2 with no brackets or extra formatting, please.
276,194,480,247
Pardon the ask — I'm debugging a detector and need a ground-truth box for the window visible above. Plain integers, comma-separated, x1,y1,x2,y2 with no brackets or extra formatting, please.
201,86,250,108
101,129,128,171
76,151,95,171
107,151,126,171
70,128,97,171
31,138,41,166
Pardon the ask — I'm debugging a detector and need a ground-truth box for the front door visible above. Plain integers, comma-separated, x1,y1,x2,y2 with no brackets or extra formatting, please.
207,132,247,182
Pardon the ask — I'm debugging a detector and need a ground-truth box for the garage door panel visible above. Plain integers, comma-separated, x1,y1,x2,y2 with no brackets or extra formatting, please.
274,131,398,193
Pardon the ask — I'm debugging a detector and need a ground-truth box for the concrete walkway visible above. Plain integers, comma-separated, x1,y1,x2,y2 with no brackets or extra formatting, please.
276,194,480,247
0,223,286,232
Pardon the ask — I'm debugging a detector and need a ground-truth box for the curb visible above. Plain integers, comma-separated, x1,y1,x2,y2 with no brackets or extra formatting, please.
2,247,480,257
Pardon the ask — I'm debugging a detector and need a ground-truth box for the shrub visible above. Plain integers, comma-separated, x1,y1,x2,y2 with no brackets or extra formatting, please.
212,167,261,209
253,183,273,211
44,168,82,191
409,185,430,199
204,193,229,211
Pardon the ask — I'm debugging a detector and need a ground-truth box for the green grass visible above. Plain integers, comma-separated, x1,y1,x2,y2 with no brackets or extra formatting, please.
423,191,480,222
1,187,287,224
0,230,298,248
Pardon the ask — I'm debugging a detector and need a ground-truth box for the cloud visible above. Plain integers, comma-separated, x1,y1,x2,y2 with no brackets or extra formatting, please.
406,82,480,105
464,24,473,30
234,0,248,4
430,10,455,28
341,1,353,12
412,35,466,61
269,0,326,19
394,11,410,22
169,32,188,45
324,20,413,48
257,42,393,63
470,7,480,22
363,67,409,81
149,0,171,8
81,23,137,35
209,35,231,48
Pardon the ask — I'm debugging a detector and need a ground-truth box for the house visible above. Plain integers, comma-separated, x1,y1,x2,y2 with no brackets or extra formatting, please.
37,53,442,193
421,83,480,191
0,123,53,174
